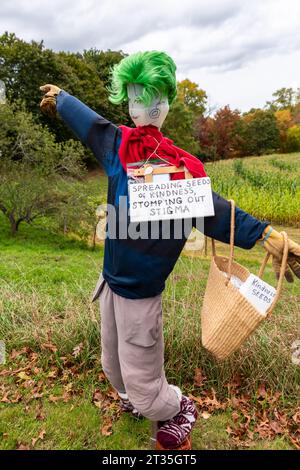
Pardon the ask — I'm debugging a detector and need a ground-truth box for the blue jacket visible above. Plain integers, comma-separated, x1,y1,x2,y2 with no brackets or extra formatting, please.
57,91,269,299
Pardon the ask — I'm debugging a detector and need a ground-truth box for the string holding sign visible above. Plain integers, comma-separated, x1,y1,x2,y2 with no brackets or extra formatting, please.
133,164,193,182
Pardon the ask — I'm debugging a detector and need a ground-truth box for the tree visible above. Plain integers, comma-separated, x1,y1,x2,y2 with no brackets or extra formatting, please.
0,101,86,234
286,125,300,152
197,106,242,160
177,79,207,117
292,102,300,125
275,109,293,152
0,33,128,151
162,99,200,155
266,87,297,111
240,110,280,156
83,48,131,126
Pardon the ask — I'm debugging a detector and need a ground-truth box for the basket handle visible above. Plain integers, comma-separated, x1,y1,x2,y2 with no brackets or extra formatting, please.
257,231,289,317
211,199,235,286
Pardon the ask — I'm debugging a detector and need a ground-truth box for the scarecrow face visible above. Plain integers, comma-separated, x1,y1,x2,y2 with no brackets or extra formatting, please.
127,83,169,128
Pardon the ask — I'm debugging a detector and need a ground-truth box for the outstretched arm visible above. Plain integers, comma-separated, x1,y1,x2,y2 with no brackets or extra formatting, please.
195,192,269,249
40,85,121,174
194,192,300,283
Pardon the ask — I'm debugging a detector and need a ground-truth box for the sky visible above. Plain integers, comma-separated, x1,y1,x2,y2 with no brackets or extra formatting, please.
1,0,300,112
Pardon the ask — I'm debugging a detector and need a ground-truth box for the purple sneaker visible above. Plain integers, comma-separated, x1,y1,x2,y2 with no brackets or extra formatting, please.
157,396,198,449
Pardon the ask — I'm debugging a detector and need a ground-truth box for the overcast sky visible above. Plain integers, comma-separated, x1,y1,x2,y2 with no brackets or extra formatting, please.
1,0,300,111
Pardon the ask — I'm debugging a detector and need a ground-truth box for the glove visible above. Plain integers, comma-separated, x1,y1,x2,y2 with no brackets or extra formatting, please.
39,84,61,118
258,225,300,282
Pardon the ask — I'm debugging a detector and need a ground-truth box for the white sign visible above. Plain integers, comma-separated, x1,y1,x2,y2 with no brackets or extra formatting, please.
129,177,215,222
239,274,276,316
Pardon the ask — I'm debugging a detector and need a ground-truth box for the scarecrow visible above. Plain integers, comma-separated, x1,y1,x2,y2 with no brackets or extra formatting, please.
40,51,300,450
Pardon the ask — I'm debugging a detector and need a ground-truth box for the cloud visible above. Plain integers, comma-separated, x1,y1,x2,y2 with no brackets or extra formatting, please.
1,0,300,111
0,0,243,51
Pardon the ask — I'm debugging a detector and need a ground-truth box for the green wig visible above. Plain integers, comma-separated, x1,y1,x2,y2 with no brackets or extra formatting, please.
108,51,177,106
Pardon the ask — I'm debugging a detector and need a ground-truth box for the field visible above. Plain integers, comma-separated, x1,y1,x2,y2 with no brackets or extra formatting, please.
207,153,300,226
0,153,300,450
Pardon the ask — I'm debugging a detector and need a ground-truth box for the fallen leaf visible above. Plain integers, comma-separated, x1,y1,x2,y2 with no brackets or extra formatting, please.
292,409,300,424
194,368,206,388
10,348,31,360
101,419,113,436
32,392,44,399
257,383,267,399
36,413,46,421
107,389,119,401
72,343,84,358
98,372,107,382
232,411,240,422
17,371,31,381
17,442,31,450
49,394,62,403
92,389,105,408
1,393,10,403
289,435,300,450
41,343,57,353
32,429,46,448
269,420,283,434
47,369,58,379
11,393,22,403
201,411,211,420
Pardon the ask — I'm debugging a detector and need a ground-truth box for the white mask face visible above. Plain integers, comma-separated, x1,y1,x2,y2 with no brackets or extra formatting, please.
127,83,169,128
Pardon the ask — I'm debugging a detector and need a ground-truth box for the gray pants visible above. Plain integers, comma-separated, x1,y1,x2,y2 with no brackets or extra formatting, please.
92,275,181,421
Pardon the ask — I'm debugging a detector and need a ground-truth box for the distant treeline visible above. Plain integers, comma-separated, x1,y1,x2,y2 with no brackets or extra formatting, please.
1,32,300,163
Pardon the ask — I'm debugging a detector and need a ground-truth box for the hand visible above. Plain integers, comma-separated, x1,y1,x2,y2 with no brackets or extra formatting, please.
39,84,61,118
258,226,300,282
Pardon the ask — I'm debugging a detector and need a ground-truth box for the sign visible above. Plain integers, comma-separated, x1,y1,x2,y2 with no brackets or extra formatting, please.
239,274,276,316
129,177,215,222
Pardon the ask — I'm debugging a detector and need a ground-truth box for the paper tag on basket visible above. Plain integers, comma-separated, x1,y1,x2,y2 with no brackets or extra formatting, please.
239,274,276,316
222,272,244,289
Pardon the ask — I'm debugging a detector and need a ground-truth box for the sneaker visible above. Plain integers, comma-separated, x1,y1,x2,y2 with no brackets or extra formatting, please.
157,396,198,449
119,397,143,419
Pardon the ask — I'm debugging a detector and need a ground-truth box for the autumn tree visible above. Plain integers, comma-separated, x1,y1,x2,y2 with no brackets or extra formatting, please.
197,106,241,160
177,79,207,117
286,125,300,152
275,109,293,152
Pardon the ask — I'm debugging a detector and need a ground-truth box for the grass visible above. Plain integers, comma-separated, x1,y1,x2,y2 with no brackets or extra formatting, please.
206,152,300,226
0,396,294,450
1,153,300,450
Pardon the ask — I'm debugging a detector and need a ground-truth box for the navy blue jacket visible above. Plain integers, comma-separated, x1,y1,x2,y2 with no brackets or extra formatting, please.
57,91,269,299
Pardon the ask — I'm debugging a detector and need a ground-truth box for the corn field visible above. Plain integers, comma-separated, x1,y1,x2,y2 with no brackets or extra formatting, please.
206,153,300,226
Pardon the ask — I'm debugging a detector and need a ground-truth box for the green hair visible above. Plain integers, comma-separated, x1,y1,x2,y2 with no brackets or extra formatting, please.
108,51,177,106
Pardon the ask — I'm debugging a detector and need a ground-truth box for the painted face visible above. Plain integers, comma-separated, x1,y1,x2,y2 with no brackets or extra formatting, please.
127,83,169,128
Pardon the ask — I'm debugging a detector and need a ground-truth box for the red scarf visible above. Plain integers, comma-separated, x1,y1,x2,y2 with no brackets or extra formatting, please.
119,125,206,180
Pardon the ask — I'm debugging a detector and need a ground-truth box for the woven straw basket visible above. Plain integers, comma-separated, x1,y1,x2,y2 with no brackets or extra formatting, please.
201,200,289,360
